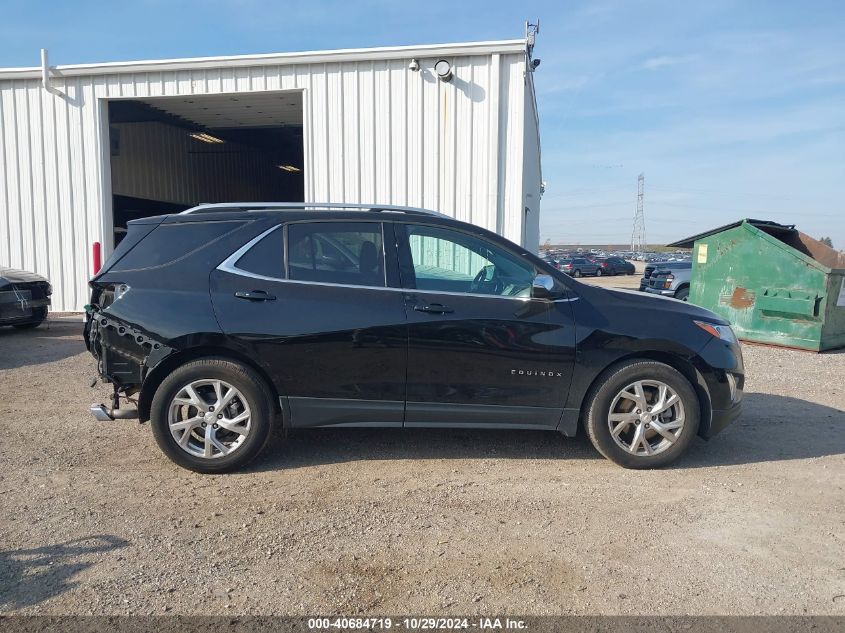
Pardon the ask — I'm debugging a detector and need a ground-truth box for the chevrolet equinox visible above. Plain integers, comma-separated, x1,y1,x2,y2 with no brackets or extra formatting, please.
85,203,743,472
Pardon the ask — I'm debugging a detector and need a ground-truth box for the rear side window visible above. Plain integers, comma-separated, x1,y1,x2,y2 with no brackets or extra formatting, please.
287,222,385,287
112,221,242,271
235,226,285,279
100,223,157,273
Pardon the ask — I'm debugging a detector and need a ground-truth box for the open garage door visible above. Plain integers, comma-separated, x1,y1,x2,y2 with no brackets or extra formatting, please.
106,91,303,246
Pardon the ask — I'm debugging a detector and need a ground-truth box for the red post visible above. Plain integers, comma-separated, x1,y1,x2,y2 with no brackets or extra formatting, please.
92,241,102,275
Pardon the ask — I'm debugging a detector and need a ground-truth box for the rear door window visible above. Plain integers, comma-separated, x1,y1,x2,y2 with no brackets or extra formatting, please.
287,222,385,287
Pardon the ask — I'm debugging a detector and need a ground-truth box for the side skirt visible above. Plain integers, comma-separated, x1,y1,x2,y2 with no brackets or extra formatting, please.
286,397,404,428
283,397,574,432
405,402,563,430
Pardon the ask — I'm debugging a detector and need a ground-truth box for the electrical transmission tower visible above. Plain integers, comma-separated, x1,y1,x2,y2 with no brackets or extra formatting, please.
631,173,646,252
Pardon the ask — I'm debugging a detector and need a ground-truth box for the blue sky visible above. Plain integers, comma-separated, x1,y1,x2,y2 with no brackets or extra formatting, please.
1,0,843,247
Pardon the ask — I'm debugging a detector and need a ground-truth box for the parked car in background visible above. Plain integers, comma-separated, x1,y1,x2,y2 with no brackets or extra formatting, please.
558,257,599,277
541,255,561,270
84,202,742,473
644,262,692,301
594,257,636,276
0,266,52,329
640,262,670,290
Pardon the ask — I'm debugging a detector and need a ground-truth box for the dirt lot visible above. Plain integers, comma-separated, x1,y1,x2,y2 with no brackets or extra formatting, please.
0,315,843,616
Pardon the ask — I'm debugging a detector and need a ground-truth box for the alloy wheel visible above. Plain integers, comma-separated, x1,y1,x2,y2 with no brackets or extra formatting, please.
607,380,685,456
168,379,252,459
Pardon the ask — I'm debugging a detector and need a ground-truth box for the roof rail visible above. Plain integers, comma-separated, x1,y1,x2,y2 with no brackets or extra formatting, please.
180,202,447,217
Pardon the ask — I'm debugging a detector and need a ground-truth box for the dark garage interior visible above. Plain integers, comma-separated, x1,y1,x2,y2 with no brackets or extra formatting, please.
107,91,304,245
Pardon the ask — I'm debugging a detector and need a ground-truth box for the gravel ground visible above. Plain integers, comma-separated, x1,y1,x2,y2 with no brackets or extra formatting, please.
0,316,843,616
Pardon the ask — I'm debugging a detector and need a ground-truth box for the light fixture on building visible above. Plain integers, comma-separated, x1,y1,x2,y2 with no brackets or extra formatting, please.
189,132,225,144
277,165,301,172
408,58,420,72
433,59,453,82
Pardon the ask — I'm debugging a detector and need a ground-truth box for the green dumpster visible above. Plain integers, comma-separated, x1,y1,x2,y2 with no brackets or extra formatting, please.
667,219,845,352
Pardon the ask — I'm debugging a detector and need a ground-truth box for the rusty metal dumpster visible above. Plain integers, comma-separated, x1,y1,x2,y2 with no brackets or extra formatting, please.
667,219,845,352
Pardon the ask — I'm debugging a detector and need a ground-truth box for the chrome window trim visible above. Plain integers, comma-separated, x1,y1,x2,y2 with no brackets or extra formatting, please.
216,224,285,282
217,223,579,303
217,269,577,302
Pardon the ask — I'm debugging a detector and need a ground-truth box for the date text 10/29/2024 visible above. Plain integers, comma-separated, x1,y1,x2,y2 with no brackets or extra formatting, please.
308,617,528,630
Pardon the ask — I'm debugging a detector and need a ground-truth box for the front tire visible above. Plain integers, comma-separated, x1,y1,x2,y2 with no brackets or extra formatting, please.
150,358,275,473
675,287,690,302
584,360,700,469
573,269,582,278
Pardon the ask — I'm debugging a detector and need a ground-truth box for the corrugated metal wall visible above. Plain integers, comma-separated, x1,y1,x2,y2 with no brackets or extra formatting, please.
0,51,530,311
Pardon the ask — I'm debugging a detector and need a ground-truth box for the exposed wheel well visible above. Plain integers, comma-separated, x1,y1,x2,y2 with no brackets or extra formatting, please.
138,347,280,422
577,351,712,437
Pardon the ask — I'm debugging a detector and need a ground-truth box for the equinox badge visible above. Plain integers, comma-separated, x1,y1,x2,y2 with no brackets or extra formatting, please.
511,369,564,377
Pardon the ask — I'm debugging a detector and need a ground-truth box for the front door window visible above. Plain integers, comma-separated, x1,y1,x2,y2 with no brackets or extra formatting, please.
402,225,535,297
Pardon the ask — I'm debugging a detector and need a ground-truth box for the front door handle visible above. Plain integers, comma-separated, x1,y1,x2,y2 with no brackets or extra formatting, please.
234,290,276,301
414,303,453,314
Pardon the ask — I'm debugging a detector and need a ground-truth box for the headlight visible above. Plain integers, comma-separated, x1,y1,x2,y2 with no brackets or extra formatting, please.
694,320,738,344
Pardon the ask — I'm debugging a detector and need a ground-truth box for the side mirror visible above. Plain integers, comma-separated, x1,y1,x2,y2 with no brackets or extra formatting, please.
532,274,562,300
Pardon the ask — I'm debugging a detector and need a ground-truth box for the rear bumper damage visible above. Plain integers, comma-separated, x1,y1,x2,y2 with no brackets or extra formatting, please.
86,310,173,421
87,311,173,385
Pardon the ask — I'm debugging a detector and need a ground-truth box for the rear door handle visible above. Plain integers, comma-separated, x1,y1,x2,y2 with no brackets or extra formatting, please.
234,290,276,301
414,303,453,314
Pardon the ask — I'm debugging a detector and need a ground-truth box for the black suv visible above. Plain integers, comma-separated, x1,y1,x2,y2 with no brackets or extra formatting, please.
85,203,743,472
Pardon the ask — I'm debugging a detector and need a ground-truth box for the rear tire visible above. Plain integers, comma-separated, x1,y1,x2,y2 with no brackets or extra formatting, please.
584,360,700,469
150,358,275,473
595,268,603,277
573,269,582,278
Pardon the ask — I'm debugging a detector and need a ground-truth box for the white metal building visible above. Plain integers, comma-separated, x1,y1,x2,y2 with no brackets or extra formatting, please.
0,38,542,311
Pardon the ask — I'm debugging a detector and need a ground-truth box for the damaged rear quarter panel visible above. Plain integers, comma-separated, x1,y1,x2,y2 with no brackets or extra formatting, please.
89,219,265,387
